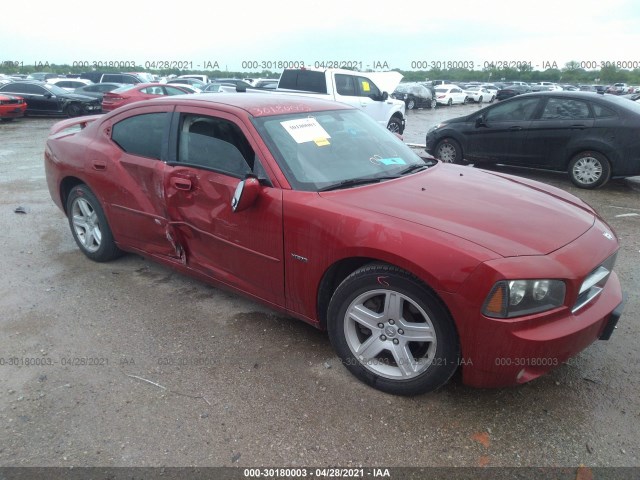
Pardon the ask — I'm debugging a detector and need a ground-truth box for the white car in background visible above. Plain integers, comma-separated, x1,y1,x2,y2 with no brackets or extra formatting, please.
464,86,495,103
46,78,93,91
531,81,563,91
479,83,499,95
435,84,468,105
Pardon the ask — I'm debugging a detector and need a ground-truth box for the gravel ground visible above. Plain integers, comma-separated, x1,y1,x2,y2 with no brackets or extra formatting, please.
0,109,638,473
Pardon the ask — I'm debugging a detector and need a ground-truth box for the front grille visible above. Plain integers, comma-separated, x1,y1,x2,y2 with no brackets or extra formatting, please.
572,252,617,313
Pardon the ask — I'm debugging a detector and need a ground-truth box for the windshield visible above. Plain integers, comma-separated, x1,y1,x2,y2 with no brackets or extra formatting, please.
253,109,431,191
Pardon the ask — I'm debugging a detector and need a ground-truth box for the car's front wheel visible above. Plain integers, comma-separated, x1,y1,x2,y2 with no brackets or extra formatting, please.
568,151,611,189
65,103,83,117
66,184,122,262
478,96,483,103
386,116,403,134
434,138,462,163
407,99,415,110
430,98,437,109
327,264,460,396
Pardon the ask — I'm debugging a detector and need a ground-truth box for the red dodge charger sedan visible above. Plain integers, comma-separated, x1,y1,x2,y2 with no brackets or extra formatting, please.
44,94,624,395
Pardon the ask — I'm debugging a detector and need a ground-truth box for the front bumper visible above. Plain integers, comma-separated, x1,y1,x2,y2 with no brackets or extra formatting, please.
0,105,26,118
450,272,623,388
441,223,624,388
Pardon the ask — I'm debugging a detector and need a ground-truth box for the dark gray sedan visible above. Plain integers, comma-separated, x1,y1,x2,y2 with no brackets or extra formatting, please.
425,91,640,188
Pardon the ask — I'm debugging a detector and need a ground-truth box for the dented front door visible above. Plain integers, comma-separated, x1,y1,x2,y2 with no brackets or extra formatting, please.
162,108,285,307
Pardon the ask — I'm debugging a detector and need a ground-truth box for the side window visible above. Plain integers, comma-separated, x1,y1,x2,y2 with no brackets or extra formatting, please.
112,112,167,160
164,86,186,96
6,83,42,94
356,76,381,98
141,87,163,95
592,103,616,118
485,98,539,122
541,98,591,120
335,74,356,96
278,70,327,93
177,115,255,178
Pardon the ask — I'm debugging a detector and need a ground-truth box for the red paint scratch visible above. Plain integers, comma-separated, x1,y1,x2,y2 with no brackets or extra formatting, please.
472,431,491,448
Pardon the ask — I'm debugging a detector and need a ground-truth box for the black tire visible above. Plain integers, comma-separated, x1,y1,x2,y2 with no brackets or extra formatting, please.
568,151,611,189
463,96,470,104
434,138,463,164
478,96,483,103
447,98,453,106
386,116,403,134
66,184,123,262
327,263,460,396
430,98,437,109
489,95,495,103
407,99,415,110
66,103,82,117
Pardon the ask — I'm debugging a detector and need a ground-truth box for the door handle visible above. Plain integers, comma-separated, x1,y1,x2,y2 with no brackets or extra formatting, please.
571,124,586,129
509,126,522,131
170,177,192,191
92,161,106,171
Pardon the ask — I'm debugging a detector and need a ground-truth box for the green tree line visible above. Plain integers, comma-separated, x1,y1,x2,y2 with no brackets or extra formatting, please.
1,61,639,85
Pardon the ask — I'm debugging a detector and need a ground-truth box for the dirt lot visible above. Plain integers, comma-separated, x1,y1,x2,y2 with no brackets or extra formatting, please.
0,106,639,472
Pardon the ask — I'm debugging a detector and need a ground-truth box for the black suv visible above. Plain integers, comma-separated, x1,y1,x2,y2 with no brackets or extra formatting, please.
0,81,102,117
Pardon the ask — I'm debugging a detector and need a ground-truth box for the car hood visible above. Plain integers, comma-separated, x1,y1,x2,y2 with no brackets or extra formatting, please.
320,164,595,257
367,71,403,95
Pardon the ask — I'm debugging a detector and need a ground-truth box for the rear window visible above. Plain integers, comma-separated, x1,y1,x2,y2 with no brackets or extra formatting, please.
112,85,137,93
278,70,327,94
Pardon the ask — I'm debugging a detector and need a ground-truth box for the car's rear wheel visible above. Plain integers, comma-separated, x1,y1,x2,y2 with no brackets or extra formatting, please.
478,96,483,103
490,95,495,103
568,151,611,189
407,99,415,110
327,264,459,396
66,103,82,117
447,98,453,106
463,96,470,104
434,139,462,164
430,99,437,109
66,184,122,262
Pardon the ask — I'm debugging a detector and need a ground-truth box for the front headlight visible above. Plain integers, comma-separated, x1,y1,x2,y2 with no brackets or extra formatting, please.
482,279,566,318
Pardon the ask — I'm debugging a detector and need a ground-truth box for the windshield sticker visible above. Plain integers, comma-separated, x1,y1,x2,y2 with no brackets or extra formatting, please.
314,138,330,147
370,155,406,166
362,81,370,92
281,118,331,144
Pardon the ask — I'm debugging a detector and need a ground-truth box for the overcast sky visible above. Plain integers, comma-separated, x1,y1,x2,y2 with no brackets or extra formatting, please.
2,0,638,73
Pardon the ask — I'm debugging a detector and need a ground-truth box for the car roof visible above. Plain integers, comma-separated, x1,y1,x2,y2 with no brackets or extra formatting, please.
142,92,355,118
500,91,640,110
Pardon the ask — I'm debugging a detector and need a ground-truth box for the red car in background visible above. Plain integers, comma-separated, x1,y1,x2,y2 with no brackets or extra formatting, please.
101,83,191,112
44,94,624,396
0,93,27,121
